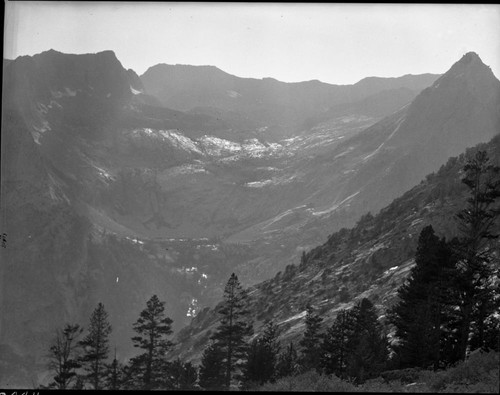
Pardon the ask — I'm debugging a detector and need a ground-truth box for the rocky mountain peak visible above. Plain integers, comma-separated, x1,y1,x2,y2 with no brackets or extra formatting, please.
456,51,482,66
430,51,499,98
399,50,499,127
3,49,142,117
452,51,494,77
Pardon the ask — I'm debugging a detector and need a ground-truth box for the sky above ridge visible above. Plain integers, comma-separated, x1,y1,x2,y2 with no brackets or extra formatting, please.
4,2,500,85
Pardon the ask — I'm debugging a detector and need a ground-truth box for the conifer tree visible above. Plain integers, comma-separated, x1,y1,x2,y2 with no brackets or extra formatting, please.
389,225,458,369
130,294,174,390
276,342,299,378
73,375,85,389
299,304,324,372
168,358,198,390
241,339,264,388
47,324,83,389
182,361,198,389
119,361,141,390
104,349,124,390
452,150,500,360
347,298,388,383
242,321,281,386
79,302,112,389
320,309,356,379
198,341,226,390
261,320,281,376
211,273,253,389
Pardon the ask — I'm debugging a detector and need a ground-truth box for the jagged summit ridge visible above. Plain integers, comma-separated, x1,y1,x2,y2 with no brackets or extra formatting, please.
446,51,495,78
455,51,483,66
38,48,118,58
5,48,140,109
430,51,499,96
391,49,500,145
140,58,441,133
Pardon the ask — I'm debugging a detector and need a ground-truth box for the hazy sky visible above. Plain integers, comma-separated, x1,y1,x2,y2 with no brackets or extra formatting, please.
4,2,500,85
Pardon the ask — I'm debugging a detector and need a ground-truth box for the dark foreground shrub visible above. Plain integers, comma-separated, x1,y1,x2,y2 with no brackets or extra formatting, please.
253,352,499,392
425,350,499,393
362,351,499,393
380,367,423,384
258,370,357,392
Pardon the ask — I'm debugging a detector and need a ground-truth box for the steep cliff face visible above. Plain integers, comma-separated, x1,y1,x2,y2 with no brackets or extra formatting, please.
1,74,92,385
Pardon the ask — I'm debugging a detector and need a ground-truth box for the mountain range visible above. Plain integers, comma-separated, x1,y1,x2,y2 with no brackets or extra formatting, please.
1,49,499,387
141,62,438,141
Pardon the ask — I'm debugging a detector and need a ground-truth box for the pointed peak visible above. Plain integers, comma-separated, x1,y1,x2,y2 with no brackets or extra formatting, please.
446,51,490,76
33,49,64,59
458,51,481,64
428,51,499,92
44,48,61,55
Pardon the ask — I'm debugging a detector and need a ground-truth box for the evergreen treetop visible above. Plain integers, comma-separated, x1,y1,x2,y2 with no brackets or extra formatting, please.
130,294,174,390
79,302,112,389
211,273,254,389
299,304,324,372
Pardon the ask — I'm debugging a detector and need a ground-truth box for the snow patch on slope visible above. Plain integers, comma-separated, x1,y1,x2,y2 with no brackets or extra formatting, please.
199,136,242,155
162,164,207,177
362,115,406,162
159,130,203,154
312,191,361,216
133,128,203,154
245,174,298,188
279,310,307,325
246,179,274,188
130,85,143,95
31,109,52,145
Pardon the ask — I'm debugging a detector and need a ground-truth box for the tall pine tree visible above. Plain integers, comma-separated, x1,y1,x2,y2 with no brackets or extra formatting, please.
212,273,253,389
320,309,356,379
346,298,388,383
211,273,253,389
79,302,112,389
46,324,83,389
168,358,198,390
241,339,264,388
453,150,500,360
242,320,281,386
389,225,458,369
299,304,324,372
104,348,124,390
130,294,174,390
276,342,299,378
198,341,226,391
